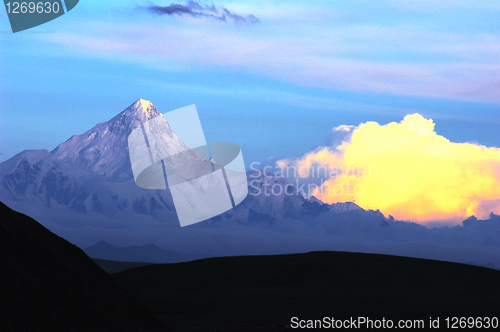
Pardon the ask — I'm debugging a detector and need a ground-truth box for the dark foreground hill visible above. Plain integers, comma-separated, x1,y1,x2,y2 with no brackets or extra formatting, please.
0,202,165,331
114,251,500,331
92,258,153,273
85,241,187,264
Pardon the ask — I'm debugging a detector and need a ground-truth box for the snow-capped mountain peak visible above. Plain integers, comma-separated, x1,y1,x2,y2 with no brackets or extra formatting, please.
121,99,158,124
50,99,167,180
114,99,161,129
135,98,152,110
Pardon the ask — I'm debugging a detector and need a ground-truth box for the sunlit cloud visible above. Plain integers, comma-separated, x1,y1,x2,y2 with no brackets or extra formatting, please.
278,114,500,224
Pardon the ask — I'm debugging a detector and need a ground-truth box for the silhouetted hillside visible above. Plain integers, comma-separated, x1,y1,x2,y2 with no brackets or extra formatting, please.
92,258,153,273
85,241,186,263
114,251,500,331
0,201,165,331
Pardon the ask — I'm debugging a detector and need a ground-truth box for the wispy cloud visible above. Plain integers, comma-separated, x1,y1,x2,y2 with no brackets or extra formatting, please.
40,1,500,102
146,1,260,24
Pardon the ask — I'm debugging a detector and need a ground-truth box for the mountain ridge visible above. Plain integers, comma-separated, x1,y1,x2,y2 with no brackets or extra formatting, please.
51,99,161,180
1,99,499,269
0,99,359,223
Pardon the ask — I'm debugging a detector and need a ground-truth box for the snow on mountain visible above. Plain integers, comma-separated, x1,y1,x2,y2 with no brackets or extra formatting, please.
0,100,187,218
207,170,368,225
51,99,161,180
0,100,332,223
2,99,500,269
0,148,174,217
0,149,96,208
328,201,364,212
239,170,306,220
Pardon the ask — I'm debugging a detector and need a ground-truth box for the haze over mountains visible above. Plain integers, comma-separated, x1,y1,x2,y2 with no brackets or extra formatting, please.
84,240,187,263
0,99,499,268
3,198,499,331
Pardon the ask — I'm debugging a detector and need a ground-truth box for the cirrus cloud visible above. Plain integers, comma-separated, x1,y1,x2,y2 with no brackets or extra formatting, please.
37,1,500,102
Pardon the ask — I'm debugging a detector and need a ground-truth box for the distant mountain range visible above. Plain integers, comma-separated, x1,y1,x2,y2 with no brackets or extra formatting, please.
0,99,499,269
0,99,340,223
3,198,499,331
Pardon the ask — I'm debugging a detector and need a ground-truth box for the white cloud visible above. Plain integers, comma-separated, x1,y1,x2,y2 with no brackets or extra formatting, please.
39,2,500,102
277,114,500,224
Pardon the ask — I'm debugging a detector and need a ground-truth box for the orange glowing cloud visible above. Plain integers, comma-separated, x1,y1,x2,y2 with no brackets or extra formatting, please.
281,114,500,224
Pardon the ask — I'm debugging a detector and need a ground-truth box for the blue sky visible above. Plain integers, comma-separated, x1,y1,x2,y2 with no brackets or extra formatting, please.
1,0,499,165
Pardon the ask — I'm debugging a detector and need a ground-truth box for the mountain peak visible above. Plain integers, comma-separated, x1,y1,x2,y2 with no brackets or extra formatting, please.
130,99,154,114
134,98,152,110
120,99,160,125
50,99,163,180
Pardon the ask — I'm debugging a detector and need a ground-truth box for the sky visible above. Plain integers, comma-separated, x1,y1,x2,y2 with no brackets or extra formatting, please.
0,0,499,223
